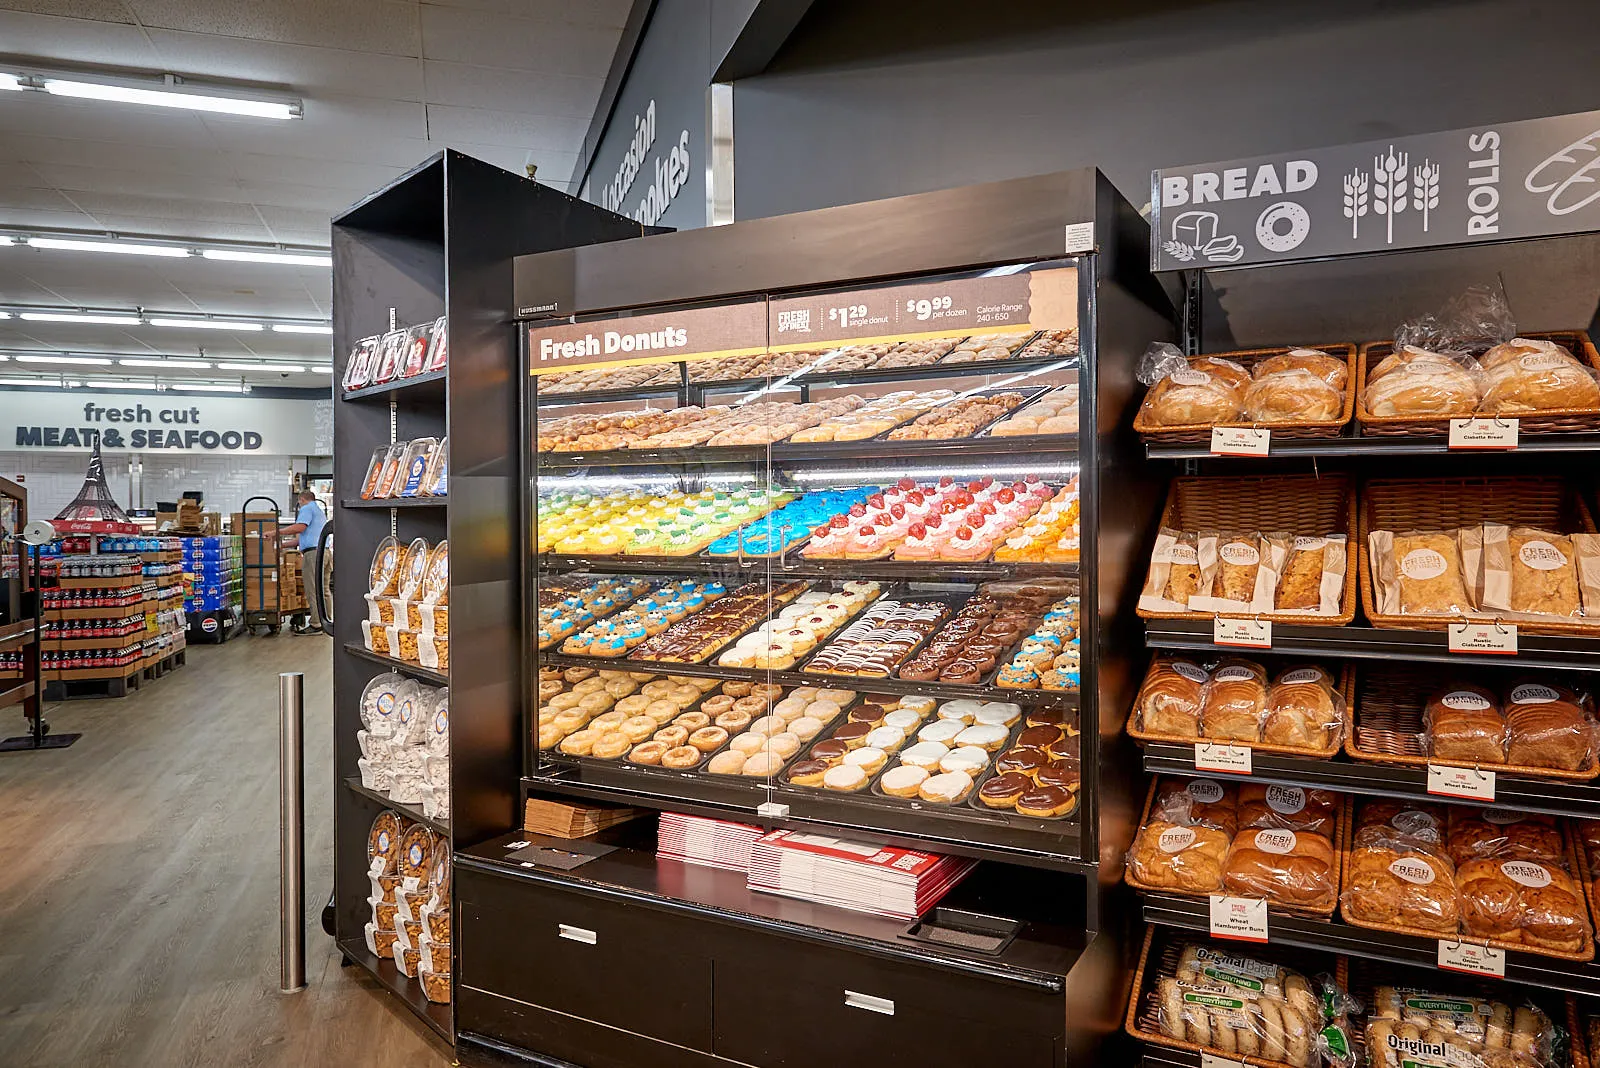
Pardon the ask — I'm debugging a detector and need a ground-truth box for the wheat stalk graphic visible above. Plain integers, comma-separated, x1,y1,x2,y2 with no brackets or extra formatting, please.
1413,160,1440,232
1162,239,1196,263
1343,170,1370,239
1372,146,1409,244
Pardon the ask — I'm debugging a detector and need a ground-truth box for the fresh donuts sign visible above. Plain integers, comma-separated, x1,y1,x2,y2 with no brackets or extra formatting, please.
1151,107,1600,270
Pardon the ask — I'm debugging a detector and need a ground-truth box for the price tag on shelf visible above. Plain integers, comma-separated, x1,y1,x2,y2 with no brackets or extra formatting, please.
1210,426,1271,456
1209,895,1269,942
1449,417,1519,449
1427,764,1497,801
1448,622,1518,655
1214,617,1272,648
1202,1055,1246,1068
1195,743,1253,775
1063,222,1096,254
1438,940,1506,977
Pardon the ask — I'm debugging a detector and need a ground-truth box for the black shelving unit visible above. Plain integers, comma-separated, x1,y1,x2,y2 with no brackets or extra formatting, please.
331,149,647,1045
454,168,1170,1068
345,775,450,835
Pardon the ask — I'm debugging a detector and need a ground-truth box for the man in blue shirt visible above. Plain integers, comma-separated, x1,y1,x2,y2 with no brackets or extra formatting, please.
281,489,327,633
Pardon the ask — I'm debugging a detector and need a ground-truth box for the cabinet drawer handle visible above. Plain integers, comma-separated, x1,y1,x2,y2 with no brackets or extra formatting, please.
557,924,597,945
844,990,895,1016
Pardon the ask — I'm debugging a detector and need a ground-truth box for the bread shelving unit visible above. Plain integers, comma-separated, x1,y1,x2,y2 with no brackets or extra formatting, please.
442,170,1172,1068
1127,123,1600,1066
330,150,648,1044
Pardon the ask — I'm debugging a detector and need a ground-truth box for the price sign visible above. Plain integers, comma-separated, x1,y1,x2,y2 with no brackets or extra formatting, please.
1214,617,1272,648
1437,940,1506,977
1202,1055,1246,1068
1210,427,1271,456
1195,743,1253,775
1209,895,1269,942
905,295,954,321
1449,418,1519,449
827,304,869,327
1428,763,1497,801
1448,623,1518,655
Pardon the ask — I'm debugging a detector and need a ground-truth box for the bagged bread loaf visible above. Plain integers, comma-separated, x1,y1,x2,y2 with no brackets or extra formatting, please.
1423,682,1508,764
1243,368,1342,423
1504,679,1595,770
1223,827,1338,911
1262,664,1344,749
1139,529,1204,612
1480,337,1600,413
1458,856,1590,952
1446,808,1565,868
1254,348,1349,390
1274,536,1348,614
1356,799,1448,844
1363,347,1483,417
1238,784,1338,835
1154,777,1238,836
1365,987,1554,1068
1127,819,1231,893
1369,529,1476,616
1141,354,1251,426
1342,833,1460,933
1481,525,1585,619
1201,658,1270,742
1196,532,1287,614
1135,656,1210,737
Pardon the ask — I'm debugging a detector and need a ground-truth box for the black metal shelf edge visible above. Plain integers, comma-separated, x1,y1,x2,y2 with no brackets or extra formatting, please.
341,497,448,509
538,650,1081,705
536,433,1079,471
1140,892,1600,997
344,776,451,834
337,938,452,1040
1146,432,1600,460
1144,621,1600,672
538,552,1078,581
343,643,448,685
341,369,448,402
524,773,1087,873
1140,743,1600,819
536,383,684,406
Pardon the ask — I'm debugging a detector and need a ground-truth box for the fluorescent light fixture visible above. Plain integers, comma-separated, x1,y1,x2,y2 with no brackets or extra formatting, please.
146,317,264,331
270,323,333,335
309,366,333,374
42,78,299,120
117,358,212,369
20,311,142,325
27,236,189,258
82,380,162,390
0,237,12,246
0,74,21,92
16,353,113,365
173,383,249,393
203,249,330,267
212,362,304,373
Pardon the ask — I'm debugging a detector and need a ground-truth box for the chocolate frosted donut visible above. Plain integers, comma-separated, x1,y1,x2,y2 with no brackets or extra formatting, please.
979,772,1030,809
1037,764,1080,790
1017,725,1064,750
997,748,1049,777
809,739,850,762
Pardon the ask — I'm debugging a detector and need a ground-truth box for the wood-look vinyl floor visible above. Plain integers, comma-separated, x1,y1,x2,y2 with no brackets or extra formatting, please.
0,633,454,1068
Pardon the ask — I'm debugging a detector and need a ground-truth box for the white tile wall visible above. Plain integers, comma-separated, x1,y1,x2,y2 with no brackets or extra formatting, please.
0,451,307,519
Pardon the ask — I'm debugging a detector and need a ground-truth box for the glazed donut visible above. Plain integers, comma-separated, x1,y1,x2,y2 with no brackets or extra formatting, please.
589,711,626,732
688,726,729,753
669,685,701,707
604,678,638,699
674,710,711,732
707,751,747,775
653,725,690,747
661,745,702,769
620,716,658,742
547,692,582,711
614,694,652,716
721,681,753,698
538,680,564,701
553,710,587,734
815,688,855,705
741,752,785,777
643,699,680,724
641,680,677,699
747,715,784,737
751,683,785,701
577,692,614,713
591,732,630,759
559,729,599,756
627,740,668,765
714,710,752,732
731,695,769,716
701,695,735,717
562,667,596,683
572,677,606,695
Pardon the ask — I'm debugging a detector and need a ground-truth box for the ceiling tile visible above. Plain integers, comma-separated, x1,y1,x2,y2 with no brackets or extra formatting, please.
140,27,425,100
423,103,587,152
419,5,622,75
0,8,160,66
420,0,631,27
124,0,422,57
421,60,603,116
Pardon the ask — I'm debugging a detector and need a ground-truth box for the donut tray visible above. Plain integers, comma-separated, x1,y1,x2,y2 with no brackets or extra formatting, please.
794,586,972,679
695,688,865,783
539,673,727,773
623,579,812,665
704,580,892,671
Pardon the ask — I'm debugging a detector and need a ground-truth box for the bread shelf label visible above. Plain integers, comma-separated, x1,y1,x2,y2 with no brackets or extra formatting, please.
1447,622,1518,655
1195,743,1253,775
1202,1055,1246,1068
1210,426,1271,456
1214,617,1271,648
1427,763,1496,801
1448,418,1519,449
1208,895,1269,942
1437,940,1506,977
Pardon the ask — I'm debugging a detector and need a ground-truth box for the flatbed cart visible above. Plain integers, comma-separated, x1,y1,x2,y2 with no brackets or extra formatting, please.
240,495,284,636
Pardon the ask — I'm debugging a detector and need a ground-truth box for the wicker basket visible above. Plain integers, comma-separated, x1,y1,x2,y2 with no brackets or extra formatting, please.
1136,474,1358,626
1339,811,1597,963
1125,653,1354,760
1344,661,1600,782
1134,343,1358,444
1123,776,1347,918
1357,475,1600,636
1571,991,1594,1068
1356,330,1600,437
1125,924,1349,1068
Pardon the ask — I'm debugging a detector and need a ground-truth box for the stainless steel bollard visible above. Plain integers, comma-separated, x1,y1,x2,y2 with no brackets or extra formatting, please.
280,671,306,993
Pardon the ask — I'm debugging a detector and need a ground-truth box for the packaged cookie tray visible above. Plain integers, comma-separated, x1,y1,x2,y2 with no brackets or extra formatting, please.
1344,956,1576,1068
1357,331,1600,437
1338,814,1598,963
1132,342,1358,444
1345,661,1600,782
1135,473,1358,627
1125,924,1348,1068
791,587,983,680
1122,776,1349,918
1357,475,1600,637
866,718,1081,825
1123,653,1354,760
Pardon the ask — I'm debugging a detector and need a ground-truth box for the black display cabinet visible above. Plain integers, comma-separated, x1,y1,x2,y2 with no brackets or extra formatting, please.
453,169,1175,1068
331,150,647,1040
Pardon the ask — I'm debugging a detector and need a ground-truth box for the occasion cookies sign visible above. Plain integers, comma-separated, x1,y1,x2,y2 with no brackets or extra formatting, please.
1151,108,1600,271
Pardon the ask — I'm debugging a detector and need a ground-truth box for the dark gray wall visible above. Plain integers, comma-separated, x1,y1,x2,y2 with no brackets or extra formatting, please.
733,0,1600,222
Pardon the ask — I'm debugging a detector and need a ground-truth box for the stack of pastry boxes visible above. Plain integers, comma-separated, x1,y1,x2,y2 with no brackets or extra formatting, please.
358,672,451,821
365,811,452,1004
363,537,449,670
